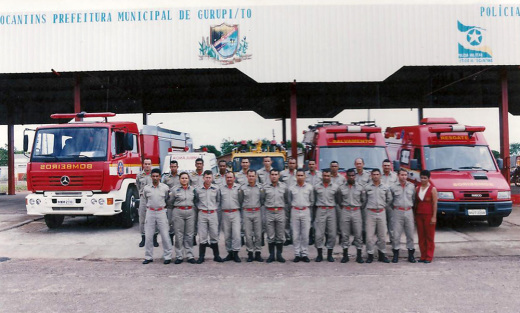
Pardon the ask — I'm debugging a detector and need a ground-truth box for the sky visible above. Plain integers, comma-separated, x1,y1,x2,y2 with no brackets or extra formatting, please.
1,107,519,154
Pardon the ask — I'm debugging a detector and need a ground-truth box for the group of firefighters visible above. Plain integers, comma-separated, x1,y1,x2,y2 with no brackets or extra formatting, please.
137,156,438,265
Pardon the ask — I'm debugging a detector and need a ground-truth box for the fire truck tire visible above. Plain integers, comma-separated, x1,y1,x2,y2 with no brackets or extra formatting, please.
44,215,65,229
487,216,503,227
120,186,139,228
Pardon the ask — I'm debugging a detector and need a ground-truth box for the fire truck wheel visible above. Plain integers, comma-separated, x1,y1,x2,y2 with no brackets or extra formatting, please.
120,186,139,228
44,215,65,229
487,217,503,227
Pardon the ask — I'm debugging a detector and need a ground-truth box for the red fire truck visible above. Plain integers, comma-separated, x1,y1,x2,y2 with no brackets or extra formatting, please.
302,121,390,173
24,112,191,229
385,117,512,227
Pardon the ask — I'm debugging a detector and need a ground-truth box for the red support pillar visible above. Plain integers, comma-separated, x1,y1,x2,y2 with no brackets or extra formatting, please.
290,80,298,164
499,68,510,183
7,124,15,195
74,73,81,121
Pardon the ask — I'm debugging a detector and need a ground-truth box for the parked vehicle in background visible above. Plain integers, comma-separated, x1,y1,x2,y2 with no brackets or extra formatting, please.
230,140,287,172
161,151,217,175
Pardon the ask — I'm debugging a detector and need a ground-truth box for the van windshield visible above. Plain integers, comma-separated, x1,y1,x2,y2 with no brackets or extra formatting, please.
318,146,388,171
424,145,497,171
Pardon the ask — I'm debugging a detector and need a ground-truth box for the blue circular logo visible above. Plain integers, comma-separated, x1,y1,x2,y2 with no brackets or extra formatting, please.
117,161,124,177
466,29,482,46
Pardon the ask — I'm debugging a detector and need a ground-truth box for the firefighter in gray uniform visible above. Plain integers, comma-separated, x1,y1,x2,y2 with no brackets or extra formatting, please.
235,158,251,186
142,168,173,264
281,157,297,246
381,159,398,244
136,158,159,248
305,159,322,246
363,168,393,263
337,169,365,263
257,156,274,185
163,160,181,244
169,172,197,264
214,160,228,235
194,170,223,264
314,169,339,262
288,169,315,262
389,169,417,263
264,169,288,263
190,157,205,246
240,170,265,262
330,161,346,243
220,171,242,263
354,157,371,243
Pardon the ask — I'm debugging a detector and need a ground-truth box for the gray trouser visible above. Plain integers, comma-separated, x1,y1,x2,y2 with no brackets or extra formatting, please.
314,207,336,249
144,209,173,260
391,209,415,250
173,208,195,260
222,210,242,252
386,206,394,242
198,210,219,245
291,207,311,257
244,209,262,252
339,207,363,250
139,196,157,235
167,208,175,235
217,208,223,236
365,209,387,254
266,208,286,244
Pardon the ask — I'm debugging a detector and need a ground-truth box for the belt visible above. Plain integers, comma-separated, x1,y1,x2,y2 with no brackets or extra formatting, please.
201,210,216,214
175,206,193,210
293,207,307,210
368,208,384,213
149,207,164,211
223,209,239,213
396,207,412,211
267,207,284,211
342,206,360,211
318,206,335,209
244,207,260,212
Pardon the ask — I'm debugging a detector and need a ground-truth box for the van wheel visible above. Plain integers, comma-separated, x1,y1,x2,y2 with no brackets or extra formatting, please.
487,217,503,227
119,186,138,228
44,215,65,229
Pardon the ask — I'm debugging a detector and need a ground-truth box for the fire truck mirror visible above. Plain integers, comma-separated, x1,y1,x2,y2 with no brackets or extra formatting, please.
410,159,419,170
124,133,134,151
496,158,504,170
393,160,400,172
23,134,29,152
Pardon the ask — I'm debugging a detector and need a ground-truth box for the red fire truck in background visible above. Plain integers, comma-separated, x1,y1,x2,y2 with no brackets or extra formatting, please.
24,112,192,229
302,121,390,173
385,118,512,227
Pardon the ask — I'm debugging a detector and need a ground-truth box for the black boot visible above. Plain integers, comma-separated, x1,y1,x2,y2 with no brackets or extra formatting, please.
308,227,315,246
223,251,234,262
356,249,364,263
341,249,349,263
193,235,197,246
153,234,159,247
276,243,286,263
378,251,390,263
255,251,264,262
327,249,334,262
210,243,223,262
366,253,374,263
315,248,323,262
233,251,241,263
261,232,265,247
196,243,207,264
266,243,276,263
169,233,174,245
284,238,292,246
247,252,254,262
392,249,399,263
408,249,417,263
138,235,145,247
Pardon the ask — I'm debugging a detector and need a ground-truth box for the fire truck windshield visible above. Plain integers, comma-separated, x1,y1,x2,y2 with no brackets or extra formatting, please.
318,146,388,171
424,145,497,172
232,156,285,172
31,127,109,162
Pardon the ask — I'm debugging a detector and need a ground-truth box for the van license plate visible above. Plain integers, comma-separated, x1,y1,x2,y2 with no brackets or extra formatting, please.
57,198,75,205
468,209,486,216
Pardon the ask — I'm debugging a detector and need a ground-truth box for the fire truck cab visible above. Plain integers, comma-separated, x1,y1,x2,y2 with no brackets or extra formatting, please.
24,112,191,229
302,121,390,174
385,117,512,227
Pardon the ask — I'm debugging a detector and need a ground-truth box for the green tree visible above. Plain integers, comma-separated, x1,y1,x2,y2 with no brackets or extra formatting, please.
492,150,500,159
510,143,520,155
0,145,22,166
200,145,221,157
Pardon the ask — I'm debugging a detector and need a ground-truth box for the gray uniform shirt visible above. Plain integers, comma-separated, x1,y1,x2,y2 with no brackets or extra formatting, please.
136,171,152,196
263,182,289,208
331,174,346,186
235,170,249,186
288,183,315,208
143,183,170,209
213,173,227,187
381,171,398,186
305,170,323,186
390,181,416,209
280,169,297,187
355,170,371,186
337,182,366,207
220,184,242,210
194,184,221,211
162,172,181,189
239,183,265,208
257,168,273,185
314,182,339,207
169,185,196,207
190,171,205,187
363,182,393,209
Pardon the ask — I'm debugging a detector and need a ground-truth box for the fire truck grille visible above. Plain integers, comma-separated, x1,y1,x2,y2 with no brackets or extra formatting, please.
31,174,103,190
460,191,491,201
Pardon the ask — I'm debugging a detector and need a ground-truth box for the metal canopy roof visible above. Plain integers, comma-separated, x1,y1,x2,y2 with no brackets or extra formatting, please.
1,65,518,125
